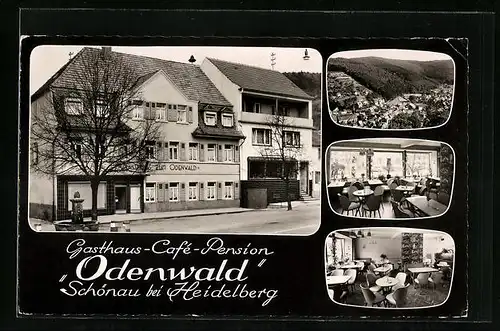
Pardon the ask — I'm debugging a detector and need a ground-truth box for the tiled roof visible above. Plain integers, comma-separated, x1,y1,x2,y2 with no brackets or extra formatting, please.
33,47,232,107
207,58,314,100
192,126,245,140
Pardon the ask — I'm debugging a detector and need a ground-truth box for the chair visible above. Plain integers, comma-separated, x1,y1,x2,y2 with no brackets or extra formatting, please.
388,269,399,278
393,272,407,290
360,284,386,307
362,195,382,218
391,201,413,218
386,284,410,307
352,181,364,190
331,287,348,303
347,185,359,203
437,192,450,206
429,272,444,289
338,193,360,216
332,269,344,276
391,189,405,203
428,191,438,201
389,182,398,190
414,272,430,288
373,185,385,210
368,263,376,273
366,273,381,293
344,269,357,292
386,178,394,187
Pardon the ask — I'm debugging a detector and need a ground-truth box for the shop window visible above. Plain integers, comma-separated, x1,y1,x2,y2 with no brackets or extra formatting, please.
67,182,106,210
207,182,216,200
145,182,156,202
169,182,179,202
188,182,198,201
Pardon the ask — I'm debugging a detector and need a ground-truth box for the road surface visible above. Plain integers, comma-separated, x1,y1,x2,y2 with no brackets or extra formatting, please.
30,200,321,235
120,201,320,235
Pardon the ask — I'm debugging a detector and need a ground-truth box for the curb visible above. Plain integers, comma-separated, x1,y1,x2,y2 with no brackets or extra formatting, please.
96,209,256,224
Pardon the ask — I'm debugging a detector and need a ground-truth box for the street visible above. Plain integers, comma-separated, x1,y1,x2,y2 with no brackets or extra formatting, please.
30,200,320,235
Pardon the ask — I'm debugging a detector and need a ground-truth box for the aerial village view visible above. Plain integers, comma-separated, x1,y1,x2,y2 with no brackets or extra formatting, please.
327,50,454,129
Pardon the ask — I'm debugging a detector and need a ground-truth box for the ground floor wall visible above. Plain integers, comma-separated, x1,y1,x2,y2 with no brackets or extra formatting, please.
240,179,300,206
143,172,240,212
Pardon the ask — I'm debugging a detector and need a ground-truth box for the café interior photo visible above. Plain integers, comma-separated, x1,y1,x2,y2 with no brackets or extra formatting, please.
325,228,454,308
326,138,454,219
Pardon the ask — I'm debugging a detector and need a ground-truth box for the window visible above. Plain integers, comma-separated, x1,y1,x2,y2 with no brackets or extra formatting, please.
284,131,300,147
222,113,233,127
145,183,156,202
206,182,216,200
156,103,167,121
31,142,39,165
254,103,261,113
169,182,179,202
370,152,403,179
224,144,234,162
65,98,83,115
315,171,321,184
204,112,216,126
96,99,107,118
207,144,216,162
252,128,271,145
406,151,438,178
177,105,187,123
132,100,144,120
145,141,156,160
169,142,179,160
224,182,233,199
188,143,199,161
188,182,198,201
67,182,106,211
72,142,82,159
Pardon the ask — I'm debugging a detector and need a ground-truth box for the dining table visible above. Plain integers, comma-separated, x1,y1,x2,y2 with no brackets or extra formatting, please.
407,267,439,282
367,179,383,187
374,265,392,274
375,276,399,294
353,188,374,216
337,264,363,270
395,185,415,193
405,196,447,217
326,275,351,286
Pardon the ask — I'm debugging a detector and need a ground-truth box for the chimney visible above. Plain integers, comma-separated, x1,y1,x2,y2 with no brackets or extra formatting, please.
101,46,112,59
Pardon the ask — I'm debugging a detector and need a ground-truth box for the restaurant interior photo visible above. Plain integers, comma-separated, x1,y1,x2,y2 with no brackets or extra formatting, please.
326,138,454,219
325,228,454,308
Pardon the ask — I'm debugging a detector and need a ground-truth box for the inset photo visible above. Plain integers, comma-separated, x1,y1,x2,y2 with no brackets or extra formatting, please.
326,138,454,219
327,49,455,130
325,228,455,308
28,45,322,235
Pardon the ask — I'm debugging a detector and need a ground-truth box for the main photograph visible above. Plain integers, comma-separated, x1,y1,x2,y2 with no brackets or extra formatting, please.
28,46,322,235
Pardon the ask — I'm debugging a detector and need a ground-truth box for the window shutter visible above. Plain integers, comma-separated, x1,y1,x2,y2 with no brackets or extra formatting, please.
217,182,222,200
149,103,156,120
168,107,177,122
199,182,204,201
165,183,170,201
156,142,163,160
199,144,205,162
217,145,223,162
234,145,239,162
234,182,240,200
180,143,187,161
179,183,186,201
164,142,169,161
187,106,193,123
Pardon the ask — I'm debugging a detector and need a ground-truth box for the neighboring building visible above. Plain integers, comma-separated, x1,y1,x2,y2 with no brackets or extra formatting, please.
310,130,322,198
201,58,316,201
30,47,244,221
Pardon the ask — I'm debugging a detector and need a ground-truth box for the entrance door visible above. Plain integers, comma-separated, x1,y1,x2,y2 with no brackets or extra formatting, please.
130,185,141,212
300,162,309,194
115,185,127,213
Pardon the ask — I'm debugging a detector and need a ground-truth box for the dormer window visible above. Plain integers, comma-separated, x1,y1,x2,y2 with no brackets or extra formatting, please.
204,112,217,126
65,98,83,115
222,113,233,127
96,99,107,118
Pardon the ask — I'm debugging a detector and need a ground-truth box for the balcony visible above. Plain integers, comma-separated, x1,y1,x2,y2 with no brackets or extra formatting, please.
239,111,313,129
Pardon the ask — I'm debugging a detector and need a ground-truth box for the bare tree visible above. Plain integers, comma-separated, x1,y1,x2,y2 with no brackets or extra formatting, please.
257,113,304,211
31,49,161,221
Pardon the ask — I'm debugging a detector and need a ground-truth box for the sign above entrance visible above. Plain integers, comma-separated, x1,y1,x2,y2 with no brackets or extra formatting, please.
155,163,200,172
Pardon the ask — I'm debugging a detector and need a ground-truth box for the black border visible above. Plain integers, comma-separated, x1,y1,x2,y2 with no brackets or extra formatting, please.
0,5,495,331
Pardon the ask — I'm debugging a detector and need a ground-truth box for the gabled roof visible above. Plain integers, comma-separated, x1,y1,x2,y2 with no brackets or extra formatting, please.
206,58,314,100
32,47,232,107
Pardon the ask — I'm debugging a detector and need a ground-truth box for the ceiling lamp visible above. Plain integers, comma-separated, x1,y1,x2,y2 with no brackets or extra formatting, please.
367,230,372,237
303,49,310,60
357,230,362,236
188,55,196,63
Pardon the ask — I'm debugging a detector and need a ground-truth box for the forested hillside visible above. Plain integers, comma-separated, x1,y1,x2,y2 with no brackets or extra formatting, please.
283,71,321,129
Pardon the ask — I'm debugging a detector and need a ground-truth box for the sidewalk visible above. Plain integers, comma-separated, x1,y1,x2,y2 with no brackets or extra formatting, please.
267,197,320,209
